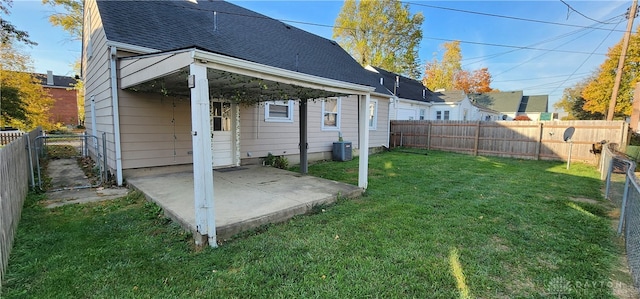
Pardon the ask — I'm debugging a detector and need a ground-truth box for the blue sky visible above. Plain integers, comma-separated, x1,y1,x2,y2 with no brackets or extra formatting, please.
5,0,633,111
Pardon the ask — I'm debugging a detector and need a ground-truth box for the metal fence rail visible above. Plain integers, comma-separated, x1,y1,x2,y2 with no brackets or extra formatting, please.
31,134,107,191
601,143,640,288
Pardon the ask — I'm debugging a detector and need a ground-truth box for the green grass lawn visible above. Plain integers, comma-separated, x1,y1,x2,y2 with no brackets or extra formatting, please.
3,150,632,298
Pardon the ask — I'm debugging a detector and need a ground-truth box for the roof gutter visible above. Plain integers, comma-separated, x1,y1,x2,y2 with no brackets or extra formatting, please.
109,46,123,186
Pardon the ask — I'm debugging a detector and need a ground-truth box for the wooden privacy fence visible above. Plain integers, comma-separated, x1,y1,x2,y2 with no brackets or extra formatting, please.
390,120,628,164
0,127,41,292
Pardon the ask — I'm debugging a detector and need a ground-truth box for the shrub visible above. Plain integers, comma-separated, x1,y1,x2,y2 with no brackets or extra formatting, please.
514,115,532,121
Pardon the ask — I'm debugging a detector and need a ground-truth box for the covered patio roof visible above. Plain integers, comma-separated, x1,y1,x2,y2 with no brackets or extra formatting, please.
119,48,374,100
116,47,374,248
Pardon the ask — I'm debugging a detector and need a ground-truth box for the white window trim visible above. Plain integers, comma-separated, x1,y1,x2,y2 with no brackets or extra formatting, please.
436,110,450,120
321,97,341,131
264,100,294,122
369,99,378,130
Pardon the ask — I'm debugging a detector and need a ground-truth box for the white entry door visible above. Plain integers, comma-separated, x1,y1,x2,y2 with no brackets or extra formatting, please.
210,101,234,167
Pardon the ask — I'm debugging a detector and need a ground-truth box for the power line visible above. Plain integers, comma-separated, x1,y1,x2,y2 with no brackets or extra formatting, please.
155,1,622,58
405,1,628,33
492,72,592,83
548,16,623,97
423,36,608,56
560,0,618,24
461,15,625,65
491,20,613,78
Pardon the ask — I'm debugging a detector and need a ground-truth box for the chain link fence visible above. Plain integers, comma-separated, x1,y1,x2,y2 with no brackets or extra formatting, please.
601,143,640,289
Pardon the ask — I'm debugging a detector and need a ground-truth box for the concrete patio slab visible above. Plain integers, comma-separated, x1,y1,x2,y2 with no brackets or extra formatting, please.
126,165,363,241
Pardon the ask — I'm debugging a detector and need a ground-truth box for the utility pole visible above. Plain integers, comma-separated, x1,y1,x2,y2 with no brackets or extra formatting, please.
607,0,638,121
631,82,640,131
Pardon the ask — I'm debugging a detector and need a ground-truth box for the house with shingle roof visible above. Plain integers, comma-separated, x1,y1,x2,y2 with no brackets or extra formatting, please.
366,66,431,120
33,71,79,126
83,0,393,244
427,90,501,121
469,91,549,121
366,66,500,121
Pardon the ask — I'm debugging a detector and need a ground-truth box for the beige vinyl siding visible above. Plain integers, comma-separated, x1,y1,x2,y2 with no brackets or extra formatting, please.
118,91,192,169
239,95,378,160
83,0,117,173
369,95,390,148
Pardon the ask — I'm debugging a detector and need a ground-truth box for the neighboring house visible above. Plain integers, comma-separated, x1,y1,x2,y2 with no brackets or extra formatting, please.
518,95,550,121
83,0,392,189
366,66,431,120
366,66,501,121
469,91,549,121
427,90,502,121
34,71,79,126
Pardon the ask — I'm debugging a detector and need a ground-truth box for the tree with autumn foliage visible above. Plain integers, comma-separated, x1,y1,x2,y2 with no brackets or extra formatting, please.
1,43,55,130
42,0,84,125
581,25,640,119
554,79,604,120
42,0,82,41
1,0,35,45
333,0,424,79
423,41,493,93
454,68,493,94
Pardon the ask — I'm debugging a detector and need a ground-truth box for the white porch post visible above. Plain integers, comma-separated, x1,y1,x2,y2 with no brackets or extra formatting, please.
358,93,370,189
189,63,217,247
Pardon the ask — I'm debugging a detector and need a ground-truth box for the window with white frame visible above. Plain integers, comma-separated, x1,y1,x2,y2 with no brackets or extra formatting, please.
322,98,341,130
436,110,450,120
265,100,294,122
419,109,426,120
369,100,378,130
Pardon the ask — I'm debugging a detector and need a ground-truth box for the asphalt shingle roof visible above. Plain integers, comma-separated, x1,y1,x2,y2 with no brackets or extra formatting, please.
428,90,466,103
97,0,389,94
470,91,523,112
33,73,76,88
368,66,429,102
521,95,549,113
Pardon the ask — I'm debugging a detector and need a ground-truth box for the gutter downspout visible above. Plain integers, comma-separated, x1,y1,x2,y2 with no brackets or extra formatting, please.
387,97,393,147
109,46,123,185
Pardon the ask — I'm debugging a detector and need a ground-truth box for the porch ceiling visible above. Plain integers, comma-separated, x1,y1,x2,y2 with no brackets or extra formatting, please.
123,67,349,101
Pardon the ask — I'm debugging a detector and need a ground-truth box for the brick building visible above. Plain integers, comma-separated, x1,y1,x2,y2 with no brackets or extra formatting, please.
34,71,79,126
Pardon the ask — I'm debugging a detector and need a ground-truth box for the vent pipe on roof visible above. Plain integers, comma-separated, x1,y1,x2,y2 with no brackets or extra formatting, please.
46,70,54,85
213,11,218,31
380,78,383,85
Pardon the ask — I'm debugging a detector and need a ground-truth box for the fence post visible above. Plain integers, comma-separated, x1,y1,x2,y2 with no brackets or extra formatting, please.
102,132,108,182
473,121,480,156
536,122,543,160
621,121,629,149
605,158,615,200
427,122,432,150
618,171,631,235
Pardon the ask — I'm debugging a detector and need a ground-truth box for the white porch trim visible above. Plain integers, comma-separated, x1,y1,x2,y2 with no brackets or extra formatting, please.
358,94,370,189
192,49,375,96
190,63,217,247
120,50,193,89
